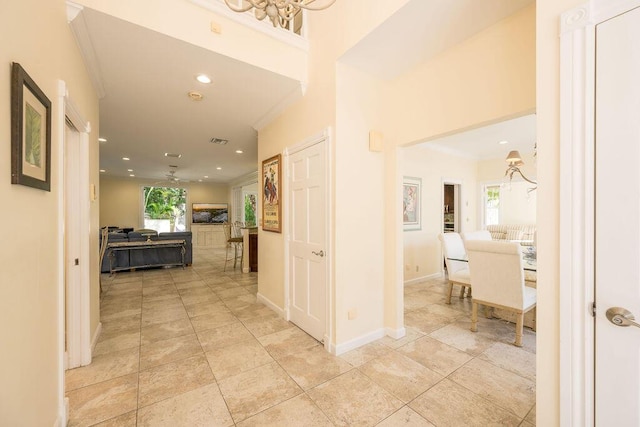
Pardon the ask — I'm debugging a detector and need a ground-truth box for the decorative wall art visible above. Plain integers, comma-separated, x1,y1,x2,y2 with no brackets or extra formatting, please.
11,62,51,191
403,176,421,231
262,154,281,233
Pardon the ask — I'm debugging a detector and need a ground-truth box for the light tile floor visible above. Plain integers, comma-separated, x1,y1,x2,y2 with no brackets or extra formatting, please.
67,248,536,426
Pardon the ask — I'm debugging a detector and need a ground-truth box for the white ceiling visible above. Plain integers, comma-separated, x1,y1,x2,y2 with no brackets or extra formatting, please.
72,0,534,183
419,114,537,160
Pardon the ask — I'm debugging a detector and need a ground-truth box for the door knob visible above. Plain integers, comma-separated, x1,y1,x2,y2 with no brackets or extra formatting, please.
312,250,324,257
606,307,640,328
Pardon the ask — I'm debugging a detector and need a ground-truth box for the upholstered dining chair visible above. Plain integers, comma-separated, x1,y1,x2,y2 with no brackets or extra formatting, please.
461,230,492,243
465,240,537,347
223,222,243,271
438,233,472,304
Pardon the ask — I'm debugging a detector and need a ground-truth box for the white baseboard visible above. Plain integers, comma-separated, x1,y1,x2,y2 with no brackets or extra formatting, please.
91,322,102,353
54,397,69,427
404,272,442,285
332,328,386,356
385,326,406,339
256,292,285,318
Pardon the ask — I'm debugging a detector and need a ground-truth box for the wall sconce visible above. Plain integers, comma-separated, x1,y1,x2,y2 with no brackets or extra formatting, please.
505,150,537,191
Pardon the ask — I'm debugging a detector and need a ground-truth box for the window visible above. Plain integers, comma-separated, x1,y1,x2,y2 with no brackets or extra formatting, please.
244,193,257,226
142,186,187,232
485,185,500,226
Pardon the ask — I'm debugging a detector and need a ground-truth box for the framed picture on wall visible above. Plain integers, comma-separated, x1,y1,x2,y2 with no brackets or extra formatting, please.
262,154,281,233
403,176,421,231
11,62,52,191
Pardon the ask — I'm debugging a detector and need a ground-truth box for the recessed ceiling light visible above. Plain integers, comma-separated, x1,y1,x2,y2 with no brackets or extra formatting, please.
127,169,133,172
235,150,243,154
122,157,130,161
164,153,182,158
498,140,509,145
216,167,222,170
187,91,203,101
129,174,135,177
196,74,211,84
99,169,106,173
98,137,107,142
203,175,209,178
198,179,202,182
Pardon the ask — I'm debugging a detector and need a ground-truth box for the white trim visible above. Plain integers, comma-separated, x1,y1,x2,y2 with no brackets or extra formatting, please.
189,0,310,51
558,0,640,424
332,328,386,356
252,83,307,131
385,327,406,340
403,272,442,286
283,127,333,350
256,292,285,318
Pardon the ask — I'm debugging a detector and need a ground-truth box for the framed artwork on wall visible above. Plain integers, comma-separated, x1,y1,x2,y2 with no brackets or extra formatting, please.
403,176,421,231
262,154,281,233
11,62,52,192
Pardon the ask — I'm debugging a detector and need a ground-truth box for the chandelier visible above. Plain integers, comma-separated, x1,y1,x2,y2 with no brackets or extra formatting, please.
224,0,336,28
504,150,537,191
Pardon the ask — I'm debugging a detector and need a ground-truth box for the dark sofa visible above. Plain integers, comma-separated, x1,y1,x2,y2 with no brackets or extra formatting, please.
100,230,193,273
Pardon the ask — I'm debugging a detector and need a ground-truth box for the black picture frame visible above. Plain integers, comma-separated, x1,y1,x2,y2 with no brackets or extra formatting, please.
11,62,52,191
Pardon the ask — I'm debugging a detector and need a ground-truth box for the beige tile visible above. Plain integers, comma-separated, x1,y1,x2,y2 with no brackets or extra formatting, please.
180,291,221,306
99,313,141,336
376,407,435,427
140,318,194,345
92,411,137,427
218,361,303,422
93,330,141,357
339,341,392,367
141,295,183,311
100,305,142,322
205,338,273,380
242,314,294,338
429,323,496,356
139,333,203,370
190,310,239,333
67,373,138,427
197,322,254,352
66,348,140,391
409,378,521,427
525,404,536,425
278,345,352,390
307,370,403,426
138,354,215,408
404,308,458,335
216,286,251,299
449,358,535,418
141,305,188,327
232,303,275,320
237,394,333,427
106,284,142,298
397,336,472,377
404,291,447,311
478,342,536,382
185,300,228,318
141,284,179,301
520,421,535,427
137,383,233,427
258,327,320,360
223,294,258,310
174,279,208,290
379,327,425,349
358,351,442,403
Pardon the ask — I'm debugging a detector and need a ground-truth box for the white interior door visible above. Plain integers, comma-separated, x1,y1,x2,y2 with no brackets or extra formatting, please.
595,6,640,424
288,140,327,342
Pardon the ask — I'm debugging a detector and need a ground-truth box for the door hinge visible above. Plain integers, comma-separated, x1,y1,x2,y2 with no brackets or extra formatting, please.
589,301,596,317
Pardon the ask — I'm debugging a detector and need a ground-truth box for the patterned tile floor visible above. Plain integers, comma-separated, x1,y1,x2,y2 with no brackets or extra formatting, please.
66,248,536,426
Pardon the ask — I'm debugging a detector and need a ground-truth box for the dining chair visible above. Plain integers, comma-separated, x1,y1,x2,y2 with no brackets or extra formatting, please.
465,240,537,347
461,230,492,243
438,233,472,304
223,222,243,271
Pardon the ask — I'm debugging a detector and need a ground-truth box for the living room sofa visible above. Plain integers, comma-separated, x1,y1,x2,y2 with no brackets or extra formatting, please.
100,230,193,273
485,224,536,245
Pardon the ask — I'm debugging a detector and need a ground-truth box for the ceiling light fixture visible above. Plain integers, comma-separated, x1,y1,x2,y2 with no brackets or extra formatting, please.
129,174,135,177
98,137,107,142
505,150,537,191
188,91,203,101
223,0,336,28
122,157,130,161
216,167,222,170
99,169,106,173
498,140,508,145
204,175,209,178
196,74,211,84
235,150,243,154
127,169,133,172
164,153,182,158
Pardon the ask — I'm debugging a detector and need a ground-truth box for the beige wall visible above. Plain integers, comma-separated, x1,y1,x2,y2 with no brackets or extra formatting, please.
402,147,478,281
100,176,229,229
0,0,99,424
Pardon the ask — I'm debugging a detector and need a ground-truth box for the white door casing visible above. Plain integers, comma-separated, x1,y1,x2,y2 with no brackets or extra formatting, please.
560,1,640,425
594,5,640,424
286,131,329,344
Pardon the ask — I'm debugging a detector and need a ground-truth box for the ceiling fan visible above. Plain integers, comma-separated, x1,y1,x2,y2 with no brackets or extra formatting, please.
155,166,189,185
